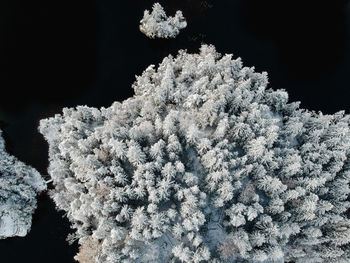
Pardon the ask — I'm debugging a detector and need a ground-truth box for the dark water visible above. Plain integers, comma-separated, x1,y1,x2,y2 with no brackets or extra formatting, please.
0,0,349,262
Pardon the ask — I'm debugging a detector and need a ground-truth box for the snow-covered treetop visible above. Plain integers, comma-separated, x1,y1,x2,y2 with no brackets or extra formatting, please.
0,129,46,239
40,45,350,262
140,2,187,39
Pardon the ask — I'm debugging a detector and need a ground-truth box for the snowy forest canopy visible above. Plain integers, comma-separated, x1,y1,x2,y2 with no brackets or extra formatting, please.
39,45,350,263
0,130,46,239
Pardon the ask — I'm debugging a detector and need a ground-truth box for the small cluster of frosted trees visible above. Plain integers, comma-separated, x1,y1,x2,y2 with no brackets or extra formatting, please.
0,130,46,239
139,3,187,39
39,45,350,262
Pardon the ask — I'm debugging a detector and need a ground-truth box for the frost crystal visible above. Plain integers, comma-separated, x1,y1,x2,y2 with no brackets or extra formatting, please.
0,130,46,239
40,45,350,262
140,3,187,39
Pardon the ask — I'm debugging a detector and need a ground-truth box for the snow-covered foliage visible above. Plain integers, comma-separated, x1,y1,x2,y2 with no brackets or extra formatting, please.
39,45,350,262
0,130,46,239
140,3,187,39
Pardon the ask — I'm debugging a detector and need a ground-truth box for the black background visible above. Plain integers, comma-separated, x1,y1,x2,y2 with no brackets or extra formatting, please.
0,0,349,262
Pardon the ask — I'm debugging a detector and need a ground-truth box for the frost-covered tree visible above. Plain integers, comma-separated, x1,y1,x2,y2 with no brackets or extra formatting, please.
140,3,187,39
40,45,350,262
0,130,46,239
